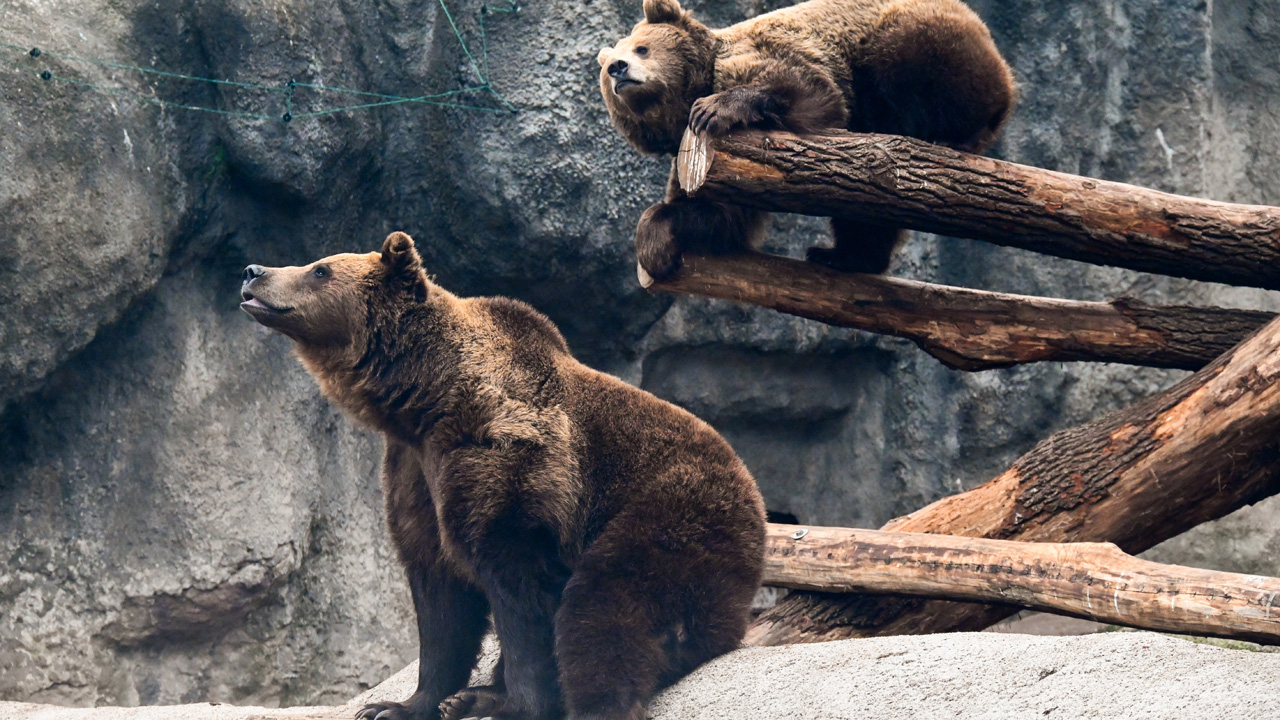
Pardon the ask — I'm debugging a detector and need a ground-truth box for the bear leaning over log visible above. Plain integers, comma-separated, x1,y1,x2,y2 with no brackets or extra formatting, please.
598,0,1015,279
240,232,767,720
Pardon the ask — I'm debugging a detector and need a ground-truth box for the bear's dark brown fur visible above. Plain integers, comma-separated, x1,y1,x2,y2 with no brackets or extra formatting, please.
598,0,1016,278
240,233,766,720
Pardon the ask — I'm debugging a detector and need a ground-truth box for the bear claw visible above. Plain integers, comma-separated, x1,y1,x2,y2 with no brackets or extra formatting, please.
356,694,437,720
689,92,763,136
439,686,505,720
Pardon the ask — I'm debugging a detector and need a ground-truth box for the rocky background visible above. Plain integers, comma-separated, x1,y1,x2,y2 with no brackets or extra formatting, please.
2,0,1279,708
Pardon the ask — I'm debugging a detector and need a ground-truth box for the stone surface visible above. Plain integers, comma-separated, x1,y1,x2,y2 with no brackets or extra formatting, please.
5,632,1280,719
4,0,1280,708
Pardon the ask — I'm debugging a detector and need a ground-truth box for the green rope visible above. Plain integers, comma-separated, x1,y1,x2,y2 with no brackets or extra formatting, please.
289,82,484,101
0,0,519,122
291,95,510,118
480,0,519,112
38,47,286,91
437,0,486,84
49,72,278,119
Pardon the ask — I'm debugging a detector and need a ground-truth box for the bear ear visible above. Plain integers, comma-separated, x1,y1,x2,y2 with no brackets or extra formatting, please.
380,231,428,301
597,47,611,67
643,0,684,24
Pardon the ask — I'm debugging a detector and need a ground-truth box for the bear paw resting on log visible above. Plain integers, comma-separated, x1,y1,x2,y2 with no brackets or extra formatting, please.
240,232,766,720
598,0,1015,279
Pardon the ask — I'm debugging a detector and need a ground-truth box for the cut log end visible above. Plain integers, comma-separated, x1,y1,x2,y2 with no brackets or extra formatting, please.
677,129,711,194
637,262,655,289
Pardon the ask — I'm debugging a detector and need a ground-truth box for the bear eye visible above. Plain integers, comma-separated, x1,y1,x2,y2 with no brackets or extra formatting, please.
636,46,648,56
313,266,328,279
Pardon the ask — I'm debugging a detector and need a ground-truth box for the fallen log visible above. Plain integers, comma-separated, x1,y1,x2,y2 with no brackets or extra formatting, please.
763,524,1280,645
640,252,1272,371
675,129,1280,291
748,314,1280,645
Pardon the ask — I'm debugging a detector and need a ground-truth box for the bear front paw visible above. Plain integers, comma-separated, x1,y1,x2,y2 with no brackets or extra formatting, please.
635,203,684,282
439,686,505,720
689,91,764,136
356,699,432,720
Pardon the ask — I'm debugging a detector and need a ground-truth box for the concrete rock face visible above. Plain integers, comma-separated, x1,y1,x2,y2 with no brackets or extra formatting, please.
2,0,1280,707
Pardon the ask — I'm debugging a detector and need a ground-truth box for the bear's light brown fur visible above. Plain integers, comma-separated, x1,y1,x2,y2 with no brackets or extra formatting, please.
239,233,766,720
598,0,1015,278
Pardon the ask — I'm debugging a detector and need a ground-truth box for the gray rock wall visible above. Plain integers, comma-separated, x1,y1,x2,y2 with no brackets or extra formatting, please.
2,0,1279,707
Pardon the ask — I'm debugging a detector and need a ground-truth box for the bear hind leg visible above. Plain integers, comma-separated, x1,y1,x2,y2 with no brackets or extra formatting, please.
554,528,754,719
858,0,1015,152
555,583,663,720
807,218,904,274
636,199,767,281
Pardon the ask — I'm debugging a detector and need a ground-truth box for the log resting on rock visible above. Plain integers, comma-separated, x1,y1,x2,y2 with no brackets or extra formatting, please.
763,524,1280,645
749,315,1280,645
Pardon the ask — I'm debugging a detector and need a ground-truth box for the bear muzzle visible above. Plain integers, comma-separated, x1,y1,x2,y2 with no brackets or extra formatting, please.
606,59,645,95
240,267,294,322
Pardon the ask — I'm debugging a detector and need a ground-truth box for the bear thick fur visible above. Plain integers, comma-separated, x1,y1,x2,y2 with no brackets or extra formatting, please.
598,0,1016,278
239,232,766,720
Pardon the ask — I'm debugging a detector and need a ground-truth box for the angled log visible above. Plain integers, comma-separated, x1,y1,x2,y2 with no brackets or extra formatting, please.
748,315,1280,645
676,128,1280,291
640,252,1272,371
763,525,1280,645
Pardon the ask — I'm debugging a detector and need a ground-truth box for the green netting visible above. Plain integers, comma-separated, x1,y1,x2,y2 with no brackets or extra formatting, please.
0,0,518,122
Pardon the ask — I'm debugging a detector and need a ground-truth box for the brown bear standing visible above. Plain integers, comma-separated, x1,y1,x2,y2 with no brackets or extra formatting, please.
598,0,1016,279
240,232,766,720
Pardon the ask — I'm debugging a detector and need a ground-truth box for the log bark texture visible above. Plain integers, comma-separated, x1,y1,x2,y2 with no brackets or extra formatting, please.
642,252,1272,371
764,525,1280,645
748,315,1280,645
677,129,1280,290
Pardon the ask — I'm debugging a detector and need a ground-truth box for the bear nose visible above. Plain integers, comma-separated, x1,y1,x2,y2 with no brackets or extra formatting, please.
242,264,266,282
608,59,629,79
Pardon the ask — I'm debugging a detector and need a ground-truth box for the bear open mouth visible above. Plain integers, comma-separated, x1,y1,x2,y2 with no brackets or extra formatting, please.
240,292,291,315
614,78,642,94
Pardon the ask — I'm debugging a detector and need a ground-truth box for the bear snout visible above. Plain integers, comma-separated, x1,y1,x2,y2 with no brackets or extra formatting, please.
239,266,292,320
608,59,630,79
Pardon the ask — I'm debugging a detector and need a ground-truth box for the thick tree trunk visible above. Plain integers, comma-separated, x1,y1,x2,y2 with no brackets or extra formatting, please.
748,315,1280,645
675,129,1280,290
763,524,1280,645
641,252,1272,371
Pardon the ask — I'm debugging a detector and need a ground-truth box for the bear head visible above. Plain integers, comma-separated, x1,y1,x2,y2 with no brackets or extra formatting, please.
240,231,428,367
598,0,718,155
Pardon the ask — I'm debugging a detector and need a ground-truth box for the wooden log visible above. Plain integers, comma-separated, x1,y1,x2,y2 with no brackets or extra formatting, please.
763,524,1280,645
748,314,1280,645
676,128,1280,291
640,252,1272,371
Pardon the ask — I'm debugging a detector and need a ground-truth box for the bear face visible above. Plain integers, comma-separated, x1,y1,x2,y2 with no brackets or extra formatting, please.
598,0,716,155
240,232,427,355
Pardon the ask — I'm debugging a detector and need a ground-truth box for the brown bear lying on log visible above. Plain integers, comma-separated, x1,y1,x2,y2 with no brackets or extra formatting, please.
598,0,1015,279
239,232,766,720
